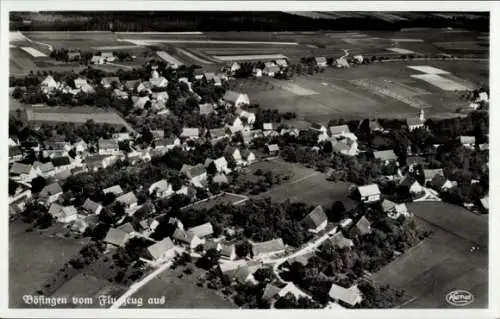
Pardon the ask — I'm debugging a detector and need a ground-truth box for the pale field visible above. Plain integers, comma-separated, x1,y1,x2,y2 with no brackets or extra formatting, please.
386,47,416,54
20,46,48,57
411,74,471,91
156,51,184,65
407,65,451,74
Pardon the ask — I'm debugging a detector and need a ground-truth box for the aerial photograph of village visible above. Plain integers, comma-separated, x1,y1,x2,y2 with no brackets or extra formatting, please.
8,10,489,310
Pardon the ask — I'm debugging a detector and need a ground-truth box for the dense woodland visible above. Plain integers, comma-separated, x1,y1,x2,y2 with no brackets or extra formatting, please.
11,12,489,32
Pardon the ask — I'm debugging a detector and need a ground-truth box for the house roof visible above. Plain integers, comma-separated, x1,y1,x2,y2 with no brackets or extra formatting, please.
41,183,63,196
148,237,175,260
186,164,206,179
263,123,273,130
480,195,489,210
188,222,213,238
180,128,200,138
48,203,63,217
124,79,140,91
327,232,354,249
219,260,247,274
423,169,444,181
99,139,119,150
149,179,171,194
329,125,350,136
117,222,135,234
204,72,215,80
354,216,372,236
209,128,227,139
82,198,101,214
223,91,247,103
263,65,280,74
406,117,424,127
328,284,363,306
10,162,33,175
240,149,254,160
172,228,197,244
51,156,71,167
399,174,418,188
262,283,283,301
104,228,129,247
431,174,449,188
214,157,228,170
103,185,124,196
302,205,327,229
315,56,327,63
460,136,476,145
54,169,72,181
275,59,288,67
252,238,285,256
358,184,381,197
267,144,280,152
101,77,120,86
373,150,398,162
213,173,229,184
116,192,138,206
61,206,78,218
220,243,235,257
199,103,215,115
381,199,396,212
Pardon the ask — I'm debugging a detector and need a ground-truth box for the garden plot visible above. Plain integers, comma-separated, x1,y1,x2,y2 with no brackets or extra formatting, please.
410,74,471,91
386,47,416,54
156,51,184,65
407,65,450,74
20,46,48,57
213,54,287,62
270,81,319,96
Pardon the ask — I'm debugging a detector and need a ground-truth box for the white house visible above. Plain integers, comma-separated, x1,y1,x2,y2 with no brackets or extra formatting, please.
315,57,327,68
252,238,285,259
310,123,327,134
212,157,230,174
173,228,205,250
224,146,243,164
240,149,256,164
222,91,250,107
235,109,256,126
302,205,328,233
188,222,214,239
148,179,174,199
39,183,63,205
358,184,381,203
147,237,177,263
98,139,121,156
180,128,200,140
406,109,426,131
328,284,363,307
116,192,138,210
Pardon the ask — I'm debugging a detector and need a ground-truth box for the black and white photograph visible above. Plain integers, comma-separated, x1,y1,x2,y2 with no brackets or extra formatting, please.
2,1,497,318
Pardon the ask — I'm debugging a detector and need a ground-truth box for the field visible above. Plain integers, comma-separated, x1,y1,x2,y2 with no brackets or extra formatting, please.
9,220,86,308
411,74,471,91
250,158,353,207
370,202,488,308
184,192,248,211
24,106,136,133
123,266,235,308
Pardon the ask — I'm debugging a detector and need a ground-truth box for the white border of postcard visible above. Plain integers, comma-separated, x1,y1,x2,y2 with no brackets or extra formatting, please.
1,1,498,319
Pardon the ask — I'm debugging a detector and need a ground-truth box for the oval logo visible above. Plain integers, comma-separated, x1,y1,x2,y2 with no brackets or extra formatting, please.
445,290,475,306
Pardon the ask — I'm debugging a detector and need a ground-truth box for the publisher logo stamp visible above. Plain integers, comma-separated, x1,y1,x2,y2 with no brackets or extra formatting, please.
445,290,474,306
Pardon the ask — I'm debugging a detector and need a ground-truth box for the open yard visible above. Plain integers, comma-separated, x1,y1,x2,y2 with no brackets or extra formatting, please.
370,202,488,308
123,265,235,308
9,220,86,308
249,158,353,207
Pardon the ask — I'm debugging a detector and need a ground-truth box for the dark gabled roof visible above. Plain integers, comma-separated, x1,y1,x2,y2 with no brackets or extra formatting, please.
51,156,71,167
41,183,63,196
399,175,417,188
431,174,448,188
353,216,372,236
302,205,327,229
82,198,101,214
10,162,33,175
186,164,206,179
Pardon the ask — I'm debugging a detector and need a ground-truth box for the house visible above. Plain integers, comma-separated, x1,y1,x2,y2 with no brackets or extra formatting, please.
133,96,150,109
315,56,327,67
85,154,121,172
399,175,425,197
51,156,74,173
41,75,58,92
73,139,88,153
104,228,130,247
173,228,205,249
240,149,256,164
263,123,273,131
330,138,358,156
147,237,177,263
67,51,81,61
116,192,138,209
52,205,79,223
391,203,411,219
117,222,137,237
39,183,63,204
324,232,354,249
137,81,153,93
302,205,328,233
208,128,228,142
112,132,131,142
124,79,140,91
103,185,124,197
10,163,38,181
431,174,454,191
224,146,243,164
213,173,229,185
354,54,364,63
100,76,120,88
460,136,476,148
235,109,256,125
91,55,105,64
199,103,215,115
101,52,115,62
211,157,229,173
180,128,200,140
357,184,381,203
155,137,181,151
220,243,237,260
479,143,488,151
275,59,288,68
406,109,426,131
262,282,311,305
229,62,241,73
310,123,327,134
98,139,120,156
350,216,372,237
222,91,250,107
266,144,280,156
329,125,351,137
252,238,285,259
183,164,208,187
188,222,214,239
373,150,398,165
149,75,169,88
203,72,216,81
479,195,489,212
82,198,102,215
9,146,23,162
8,137,19,147
335,57,350,68
253,68,263,77
149,179,174,199
423,168,444,182
328,284,363,307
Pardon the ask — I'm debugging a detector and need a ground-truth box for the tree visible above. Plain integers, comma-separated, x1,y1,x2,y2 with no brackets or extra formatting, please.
196,248,221,270
235,240,252,259
31,176,47,194
253,267,275,283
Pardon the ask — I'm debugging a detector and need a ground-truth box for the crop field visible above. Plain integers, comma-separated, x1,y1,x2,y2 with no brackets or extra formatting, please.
386,48,416,55
249,158,353,207
184,192,248,211
411,74,471,91
22,31,122,49
213,54,288,62
20,46,48,57
156,51,184,65
124,266,235,308
9,220,85,308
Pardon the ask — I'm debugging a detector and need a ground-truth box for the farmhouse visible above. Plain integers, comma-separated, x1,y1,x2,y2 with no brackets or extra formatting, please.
39,183,63,205
98,139,120,156
262,282,311,305
302,205,328,233
266,144,280,156
373,150,398,165
9,146,22,162
253,68,263,77
329,125,351,137
208,128,228,142
252,238,285,259
459,136,476,148
147,237,177,263
149,72,169,88
431,174,454,191
358,184,381,203
199,103,215,115
173,228,205,249
324,232,354,249
399,175,425,197
10,162,38,181
149,179,174,199
51,156,74,173
423,168,444,182
182,164,208,187
137,81,153,93
133,96,150,109
263,65,280,77
52,205,79,223
315,56,327,68
331,138,358,156
188,222,214,239
240,149,256,164
104,227,130,248
310,123,327,134
116,192,138,209
155,137,181,151
211,157,229,174
230,62,241,73
41,75,58,92
328,284,363,307
275,59,288,67
235,109,256,125
350,216,372,237
222,91,250,107
180,127,200,140
73,139,88,153
406,109,426,131
224,146,243,164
